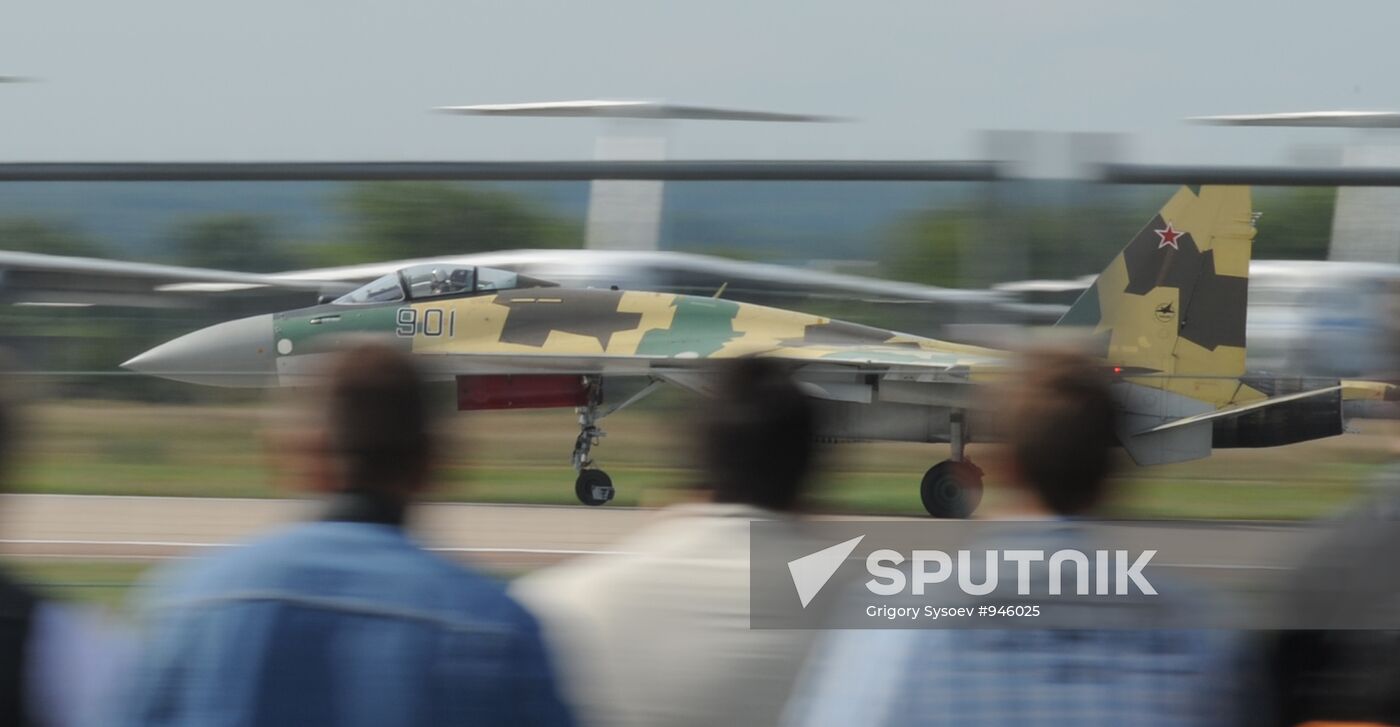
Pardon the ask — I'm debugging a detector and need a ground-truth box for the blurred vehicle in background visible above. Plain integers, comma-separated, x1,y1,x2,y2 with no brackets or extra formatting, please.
1246,260,1400,380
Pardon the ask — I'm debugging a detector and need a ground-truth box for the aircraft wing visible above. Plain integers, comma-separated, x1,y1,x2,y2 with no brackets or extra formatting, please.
381,342,1001,412
398,345,993,378
0,250,351,307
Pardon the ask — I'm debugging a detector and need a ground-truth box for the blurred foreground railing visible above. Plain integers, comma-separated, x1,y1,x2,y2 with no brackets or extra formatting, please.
7,160,1400,186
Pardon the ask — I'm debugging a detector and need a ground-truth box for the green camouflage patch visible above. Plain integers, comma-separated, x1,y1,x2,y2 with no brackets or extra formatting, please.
636,296,741,357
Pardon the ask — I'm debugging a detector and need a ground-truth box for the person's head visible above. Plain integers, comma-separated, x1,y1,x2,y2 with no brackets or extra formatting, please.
700,358,817,512
1000,348,1120,516
311,342,434,499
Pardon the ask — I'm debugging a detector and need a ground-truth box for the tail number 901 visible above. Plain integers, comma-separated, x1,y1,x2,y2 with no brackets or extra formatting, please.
396,308,456,337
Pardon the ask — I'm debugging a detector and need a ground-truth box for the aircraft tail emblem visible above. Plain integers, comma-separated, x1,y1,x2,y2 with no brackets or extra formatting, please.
1056,186,1255,393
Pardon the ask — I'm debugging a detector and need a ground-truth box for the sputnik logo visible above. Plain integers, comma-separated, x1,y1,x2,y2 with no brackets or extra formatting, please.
788,535,864,608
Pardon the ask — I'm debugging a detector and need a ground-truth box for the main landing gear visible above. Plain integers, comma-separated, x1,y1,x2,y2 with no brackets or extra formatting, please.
570,376,663,507
920,410,984,519
572,377,614,506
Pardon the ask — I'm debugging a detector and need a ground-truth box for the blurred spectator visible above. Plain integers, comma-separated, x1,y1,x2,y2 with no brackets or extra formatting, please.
513,358,821,727
1271,462,1400,724
0,366,126,726
784,348,1253,727
118,343,573,726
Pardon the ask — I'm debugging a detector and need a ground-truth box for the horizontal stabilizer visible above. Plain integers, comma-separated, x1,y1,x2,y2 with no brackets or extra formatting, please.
1132,385,1342,436
1341,380,1400,402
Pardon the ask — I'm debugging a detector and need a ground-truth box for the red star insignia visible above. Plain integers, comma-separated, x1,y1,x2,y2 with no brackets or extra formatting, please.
1155,223,1182,250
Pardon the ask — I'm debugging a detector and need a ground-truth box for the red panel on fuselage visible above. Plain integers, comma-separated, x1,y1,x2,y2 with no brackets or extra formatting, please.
456,374,590,411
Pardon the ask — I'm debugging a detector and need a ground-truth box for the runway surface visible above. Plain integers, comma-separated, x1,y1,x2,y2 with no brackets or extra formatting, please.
0,495,663,569
0,494,1332,580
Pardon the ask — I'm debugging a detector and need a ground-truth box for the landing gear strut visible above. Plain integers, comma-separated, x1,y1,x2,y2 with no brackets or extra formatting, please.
920,410,983,518
572,377,614,506
567,377,667,507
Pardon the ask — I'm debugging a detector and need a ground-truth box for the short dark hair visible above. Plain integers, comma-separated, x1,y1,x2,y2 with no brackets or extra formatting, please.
1003,348,1120,516
700,358,817,511
323,343,433,493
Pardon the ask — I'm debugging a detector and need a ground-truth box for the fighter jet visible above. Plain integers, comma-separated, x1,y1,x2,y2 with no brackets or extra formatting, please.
124,186,1391,517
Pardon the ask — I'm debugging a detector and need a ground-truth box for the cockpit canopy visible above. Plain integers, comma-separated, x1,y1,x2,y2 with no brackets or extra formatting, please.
334,264,555,305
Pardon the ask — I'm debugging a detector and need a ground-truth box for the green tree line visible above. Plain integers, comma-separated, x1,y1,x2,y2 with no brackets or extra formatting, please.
0,182,584,272
881,187,1337,287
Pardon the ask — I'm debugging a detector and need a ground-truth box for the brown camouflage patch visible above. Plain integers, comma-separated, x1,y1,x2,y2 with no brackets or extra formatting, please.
1121,214,1247,350
497,289,643,349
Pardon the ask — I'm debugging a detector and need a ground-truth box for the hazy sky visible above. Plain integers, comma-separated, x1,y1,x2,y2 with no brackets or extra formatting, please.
3,1,1397,164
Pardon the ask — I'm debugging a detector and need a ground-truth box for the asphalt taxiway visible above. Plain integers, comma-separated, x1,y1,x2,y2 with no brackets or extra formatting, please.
0,494,1330,578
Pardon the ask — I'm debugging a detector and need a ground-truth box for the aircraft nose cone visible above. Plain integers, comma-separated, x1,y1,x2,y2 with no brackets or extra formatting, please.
123,314,278,387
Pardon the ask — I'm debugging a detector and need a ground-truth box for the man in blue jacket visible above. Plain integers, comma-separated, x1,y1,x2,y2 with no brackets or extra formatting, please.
120,343,574,727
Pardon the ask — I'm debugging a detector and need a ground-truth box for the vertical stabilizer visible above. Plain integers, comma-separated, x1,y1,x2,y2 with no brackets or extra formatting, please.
1057,185,1255,406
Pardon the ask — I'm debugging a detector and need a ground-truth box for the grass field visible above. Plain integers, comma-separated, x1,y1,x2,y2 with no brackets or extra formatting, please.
10,398,1397,520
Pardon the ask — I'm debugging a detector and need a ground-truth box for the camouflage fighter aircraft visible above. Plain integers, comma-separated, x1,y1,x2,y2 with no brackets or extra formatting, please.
123,185,1392,517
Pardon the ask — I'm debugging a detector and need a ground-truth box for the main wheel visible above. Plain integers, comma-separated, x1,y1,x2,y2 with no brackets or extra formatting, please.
920,461,984,519
575,469,616,507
